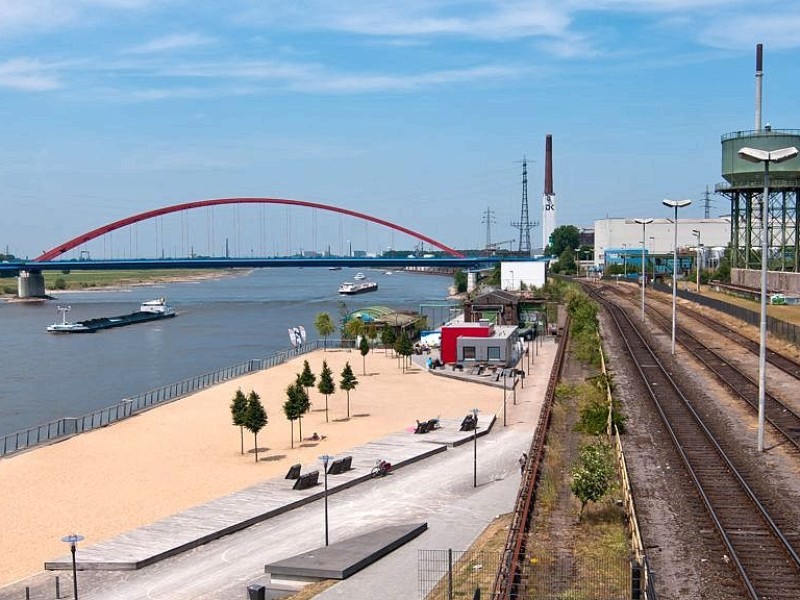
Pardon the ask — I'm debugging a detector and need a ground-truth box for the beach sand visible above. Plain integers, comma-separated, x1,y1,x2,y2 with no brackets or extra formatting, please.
0,349,503,586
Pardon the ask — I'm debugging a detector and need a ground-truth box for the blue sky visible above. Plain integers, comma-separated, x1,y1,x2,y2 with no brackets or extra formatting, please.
1,0,799,258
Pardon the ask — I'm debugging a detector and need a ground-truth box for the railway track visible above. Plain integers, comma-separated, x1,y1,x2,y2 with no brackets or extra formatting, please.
594,288,800,598
599,283,800,451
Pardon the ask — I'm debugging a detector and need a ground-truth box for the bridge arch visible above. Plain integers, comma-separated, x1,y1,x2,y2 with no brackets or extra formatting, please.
35,197,464,261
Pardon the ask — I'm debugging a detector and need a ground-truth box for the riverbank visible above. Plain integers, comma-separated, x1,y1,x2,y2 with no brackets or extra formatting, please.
0,349,501,586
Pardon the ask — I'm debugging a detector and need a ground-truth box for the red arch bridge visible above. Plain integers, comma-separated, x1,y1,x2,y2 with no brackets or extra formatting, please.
3,197,522,297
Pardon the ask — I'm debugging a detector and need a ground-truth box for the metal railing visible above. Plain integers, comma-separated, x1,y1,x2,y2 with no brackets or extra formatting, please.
1,340,337,458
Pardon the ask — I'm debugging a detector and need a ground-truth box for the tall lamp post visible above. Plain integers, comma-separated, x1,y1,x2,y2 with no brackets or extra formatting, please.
738,145,799,452
61,533,84,600
472,408,480,488
502,370,507,426
662,199,692,355
634,218,653,321
692,229,702,293
320,454,331,546
649,236,656,285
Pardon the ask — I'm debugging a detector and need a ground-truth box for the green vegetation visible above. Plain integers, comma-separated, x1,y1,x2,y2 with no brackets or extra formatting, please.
230,388,248,455
339,362,358,419
394,330,413,371
547,224,580,256
565,287,601,367
243,390,268,463
314,312,336,350
453,269,467,293
317,360,336,423
571,440,615,522
358,335,370,375
283,379,308,449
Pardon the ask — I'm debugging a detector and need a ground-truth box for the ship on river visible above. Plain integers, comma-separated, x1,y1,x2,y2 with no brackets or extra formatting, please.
47,298,176,333
338,280,378,295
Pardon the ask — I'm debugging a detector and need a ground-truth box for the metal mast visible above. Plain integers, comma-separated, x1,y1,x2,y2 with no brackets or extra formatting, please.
511,156,533,255
481,206,496,249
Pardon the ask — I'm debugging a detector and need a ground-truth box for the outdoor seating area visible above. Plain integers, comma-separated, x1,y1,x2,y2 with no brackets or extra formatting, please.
459,414,477,431
414,418,440,434
292,470,319,490
327,455,353,475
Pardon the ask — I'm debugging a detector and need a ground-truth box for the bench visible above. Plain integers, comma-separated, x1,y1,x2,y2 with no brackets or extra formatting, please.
292,470,319,490
459,414,477,431
285,463,301,480
327,455,352,475
414,420,431,434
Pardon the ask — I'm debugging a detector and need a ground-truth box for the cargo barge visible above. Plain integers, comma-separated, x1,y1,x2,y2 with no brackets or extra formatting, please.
338,280,378,295
47,298,176,333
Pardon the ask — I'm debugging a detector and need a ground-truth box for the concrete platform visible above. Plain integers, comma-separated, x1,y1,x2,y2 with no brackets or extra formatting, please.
265,522,428,582
44,416,494,572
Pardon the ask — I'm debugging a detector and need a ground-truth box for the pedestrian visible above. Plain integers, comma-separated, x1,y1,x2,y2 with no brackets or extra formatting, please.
518,452,527,475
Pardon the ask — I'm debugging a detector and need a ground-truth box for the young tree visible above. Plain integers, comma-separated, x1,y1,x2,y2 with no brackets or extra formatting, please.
299,360,316,395
243,390,268,463
317,360,336,423
343,318,364,351
294,374,311,441
394,330,414,372
339,361,359,419
230,388,248,455
381,326,396,355
283,384,304,449
359,335,371,375
314,312,336,350
570,440,614,522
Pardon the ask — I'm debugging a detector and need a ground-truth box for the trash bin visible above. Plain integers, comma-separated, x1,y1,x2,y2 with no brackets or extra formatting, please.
247,584,266,600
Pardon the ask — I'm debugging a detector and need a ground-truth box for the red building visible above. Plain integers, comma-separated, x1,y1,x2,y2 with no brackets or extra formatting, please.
440,323,492,364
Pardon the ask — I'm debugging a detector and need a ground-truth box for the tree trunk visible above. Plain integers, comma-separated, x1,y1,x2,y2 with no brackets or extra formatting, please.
239,426,244,455
253,432,259,463
362,356,366,375
347,391,351,419
325,395,329,423
299,415,303,442
290,421,294,449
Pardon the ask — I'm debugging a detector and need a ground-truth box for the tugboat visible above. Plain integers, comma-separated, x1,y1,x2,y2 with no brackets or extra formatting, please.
47,298,176,333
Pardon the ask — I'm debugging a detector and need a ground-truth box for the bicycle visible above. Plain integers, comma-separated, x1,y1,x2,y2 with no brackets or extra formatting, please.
371,459,392,478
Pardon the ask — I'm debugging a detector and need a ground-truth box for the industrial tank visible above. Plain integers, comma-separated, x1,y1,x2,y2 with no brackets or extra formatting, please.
721,128,800,189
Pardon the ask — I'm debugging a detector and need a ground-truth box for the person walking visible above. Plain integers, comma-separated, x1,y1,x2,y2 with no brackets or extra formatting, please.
518,452,528,475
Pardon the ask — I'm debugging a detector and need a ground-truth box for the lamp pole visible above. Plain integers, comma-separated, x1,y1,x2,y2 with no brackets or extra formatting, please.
502,370,507,426
692,229,701,293
622,243,628,278
472,408,480,488
320,454,331,546
738,145,799,451
61,534,84,600
649,236,656,286
510,270,514,291
634,219,653,321
662,199,693,355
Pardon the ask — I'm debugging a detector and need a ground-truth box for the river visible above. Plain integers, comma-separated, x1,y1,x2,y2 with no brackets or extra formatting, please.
0,268,453,437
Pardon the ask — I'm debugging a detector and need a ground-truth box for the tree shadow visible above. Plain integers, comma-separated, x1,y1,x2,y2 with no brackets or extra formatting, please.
259,454,287,462
248,447,270,454
300,442,319,448
352,413,371,418
332,417,350,422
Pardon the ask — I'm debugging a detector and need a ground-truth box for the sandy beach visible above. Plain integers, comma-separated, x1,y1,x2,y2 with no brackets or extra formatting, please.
0,349,503,586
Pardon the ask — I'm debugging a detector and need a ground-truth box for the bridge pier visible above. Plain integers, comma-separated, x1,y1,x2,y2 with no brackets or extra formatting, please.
18,269,46,298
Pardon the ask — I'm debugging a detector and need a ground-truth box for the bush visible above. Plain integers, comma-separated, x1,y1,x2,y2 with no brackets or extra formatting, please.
53,277,68,290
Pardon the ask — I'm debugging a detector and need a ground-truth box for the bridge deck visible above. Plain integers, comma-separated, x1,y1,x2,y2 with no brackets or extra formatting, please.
44,415,495,571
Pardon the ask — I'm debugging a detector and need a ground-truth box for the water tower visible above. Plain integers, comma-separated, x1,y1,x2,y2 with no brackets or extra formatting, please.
716,44,800,272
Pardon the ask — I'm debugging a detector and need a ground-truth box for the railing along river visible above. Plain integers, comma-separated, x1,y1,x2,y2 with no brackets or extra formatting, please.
1,339,342,457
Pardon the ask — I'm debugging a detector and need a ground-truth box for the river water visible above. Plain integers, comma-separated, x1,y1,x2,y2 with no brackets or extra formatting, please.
0,268,452,437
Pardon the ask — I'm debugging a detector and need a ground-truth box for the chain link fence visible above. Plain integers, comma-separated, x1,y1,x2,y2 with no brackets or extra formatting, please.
419,549,635,600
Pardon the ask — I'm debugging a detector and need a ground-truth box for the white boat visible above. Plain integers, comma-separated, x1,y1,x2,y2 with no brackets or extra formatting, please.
338,281,378,295
384,271,393,275
139,297,176,316
353,272,366,280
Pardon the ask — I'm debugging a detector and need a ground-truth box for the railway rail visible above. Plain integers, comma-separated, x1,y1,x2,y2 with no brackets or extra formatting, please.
599,283,800,452
492,317,570,600
592,287,800,598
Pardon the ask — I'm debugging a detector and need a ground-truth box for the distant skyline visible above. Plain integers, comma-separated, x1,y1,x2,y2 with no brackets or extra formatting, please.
2,1,799,257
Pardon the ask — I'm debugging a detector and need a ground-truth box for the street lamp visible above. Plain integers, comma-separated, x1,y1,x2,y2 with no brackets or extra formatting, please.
61,533,84,600
662,198,693,355
649,236,656,286
502,370,507,427
738,145,799,452
622,243,628,277
320,454,331,546
510,270,515,291
634,218,653,322
691,229,701,293
471,408,480,488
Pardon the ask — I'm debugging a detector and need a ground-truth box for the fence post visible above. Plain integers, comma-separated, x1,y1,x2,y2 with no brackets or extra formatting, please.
448,548,453,600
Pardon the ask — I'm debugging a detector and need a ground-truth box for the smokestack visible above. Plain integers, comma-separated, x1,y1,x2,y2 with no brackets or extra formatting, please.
544,134,553,195
755,43,763,132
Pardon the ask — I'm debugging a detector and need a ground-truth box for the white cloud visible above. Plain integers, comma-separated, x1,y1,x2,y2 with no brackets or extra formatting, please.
0,58,63,91
125,33,217,54
699,12,800,50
